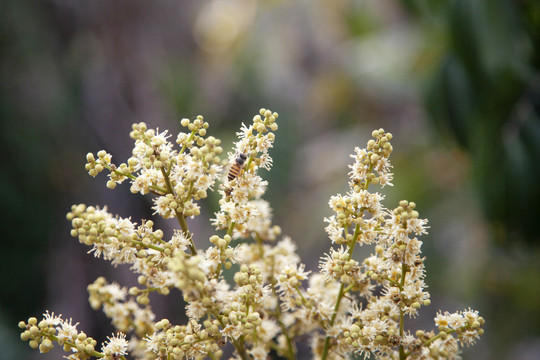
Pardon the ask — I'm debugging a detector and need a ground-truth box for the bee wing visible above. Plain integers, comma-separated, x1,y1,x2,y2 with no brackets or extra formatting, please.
222,161,233,184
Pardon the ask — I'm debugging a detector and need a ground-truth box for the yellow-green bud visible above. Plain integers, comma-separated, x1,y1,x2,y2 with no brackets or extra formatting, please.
129,287,139,296
29,326,39,335
255,123,265,132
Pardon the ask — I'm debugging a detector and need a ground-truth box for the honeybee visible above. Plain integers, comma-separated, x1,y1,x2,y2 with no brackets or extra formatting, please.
225,153,247,196
227,153,247,181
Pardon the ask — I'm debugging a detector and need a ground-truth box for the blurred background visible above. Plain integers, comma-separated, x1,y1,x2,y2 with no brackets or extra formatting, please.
1,0,539,359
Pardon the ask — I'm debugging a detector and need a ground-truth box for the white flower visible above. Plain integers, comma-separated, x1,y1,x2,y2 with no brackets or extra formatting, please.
250,345,269,360
348,147,369,182
324,216,344,244
221,323,242,340
255,136,273,153
56,317,79,344
102,332,128,357
258,152,273,170
130,168,161,195
101,283,127,303
257,319,280,342
152,196,175,218
169,230,190,251
236,122,252,139
144,332,163,354
374,157,393,187
319,247,348,282
42,311,62,326
316,301,336,322
186,300,207,320
203,246,221,273
329,194,352,213
116,217,136,236
357,218,380,244
434,312,451,328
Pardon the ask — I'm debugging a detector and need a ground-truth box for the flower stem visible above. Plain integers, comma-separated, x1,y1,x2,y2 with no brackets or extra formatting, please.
321,223,360,360
159,166,197,254
179,129,197,155
130,239,165,252
39,332,105,358
270,280,296,360
226,221,236,236
399,262,407,359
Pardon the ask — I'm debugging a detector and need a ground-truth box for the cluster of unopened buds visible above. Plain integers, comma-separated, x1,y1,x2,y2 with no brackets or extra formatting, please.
20,108,484,360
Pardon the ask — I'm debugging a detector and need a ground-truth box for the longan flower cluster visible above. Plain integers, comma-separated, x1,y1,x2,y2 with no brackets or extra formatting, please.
313,130,483,360
87,277,156,338
349,128,394,188
360,200,430,320
319,247,368,290
21,111,484,360
433,309,485,345
212,108,280,241
145,318,224,359
275,263,311,310
18,311,120,360
226,265,267,332
67,204,190,291
85,116,222,228
206,234,237,276
167,251,208,298
324,132,389,246
166,252,281,358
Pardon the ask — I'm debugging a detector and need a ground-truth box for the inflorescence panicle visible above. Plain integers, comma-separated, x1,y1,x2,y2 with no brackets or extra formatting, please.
20,109,484,360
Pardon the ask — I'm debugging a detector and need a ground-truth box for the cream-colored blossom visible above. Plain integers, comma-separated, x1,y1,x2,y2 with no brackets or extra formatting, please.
102,332,128,357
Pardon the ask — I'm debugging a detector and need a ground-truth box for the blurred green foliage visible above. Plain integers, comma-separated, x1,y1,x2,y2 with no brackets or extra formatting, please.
419,0,540,244
407,0,540,356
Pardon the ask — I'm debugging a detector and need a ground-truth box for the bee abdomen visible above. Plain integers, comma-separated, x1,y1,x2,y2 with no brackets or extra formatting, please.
227,165,241,181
